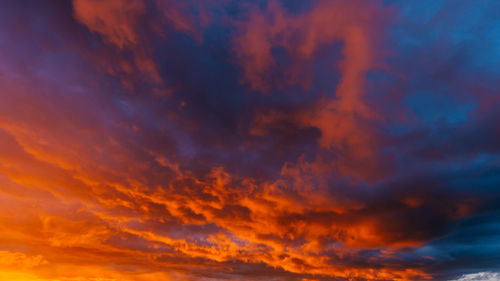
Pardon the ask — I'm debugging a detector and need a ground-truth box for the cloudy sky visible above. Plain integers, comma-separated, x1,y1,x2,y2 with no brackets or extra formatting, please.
0,1,499,280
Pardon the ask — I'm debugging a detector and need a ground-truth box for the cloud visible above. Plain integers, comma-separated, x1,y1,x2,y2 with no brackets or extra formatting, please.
0,0,499,280
450,272,500,281
73,0,145,49
0,251,47,269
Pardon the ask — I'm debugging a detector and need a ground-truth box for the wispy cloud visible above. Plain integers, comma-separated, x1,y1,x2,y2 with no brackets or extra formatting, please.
451,272,500,281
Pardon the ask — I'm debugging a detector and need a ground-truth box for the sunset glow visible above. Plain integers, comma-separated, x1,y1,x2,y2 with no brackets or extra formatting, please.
1,1,499,280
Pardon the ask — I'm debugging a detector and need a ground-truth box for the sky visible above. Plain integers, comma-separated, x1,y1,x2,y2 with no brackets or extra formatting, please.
0,0,499,281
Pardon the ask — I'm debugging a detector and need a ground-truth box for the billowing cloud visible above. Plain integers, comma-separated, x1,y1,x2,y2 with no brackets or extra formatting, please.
0,0,499,281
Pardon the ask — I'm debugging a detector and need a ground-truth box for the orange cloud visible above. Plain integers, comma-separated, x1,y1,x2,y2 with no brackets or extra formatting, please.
0,1,450,280
0,120,429,280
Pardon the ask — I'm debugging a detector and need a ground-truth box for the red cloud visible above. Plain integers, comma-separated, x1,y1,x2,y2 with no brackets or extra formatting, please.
234,0,393,179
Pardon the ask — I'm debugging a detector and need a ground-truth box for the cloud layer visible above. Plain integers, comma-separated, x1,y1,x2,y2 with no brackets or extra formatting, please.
0,0,499,280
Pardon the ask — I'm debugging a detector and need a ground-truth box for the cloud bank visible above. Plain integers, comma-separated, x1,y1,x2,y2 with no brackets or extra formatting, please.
0,0,499,280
